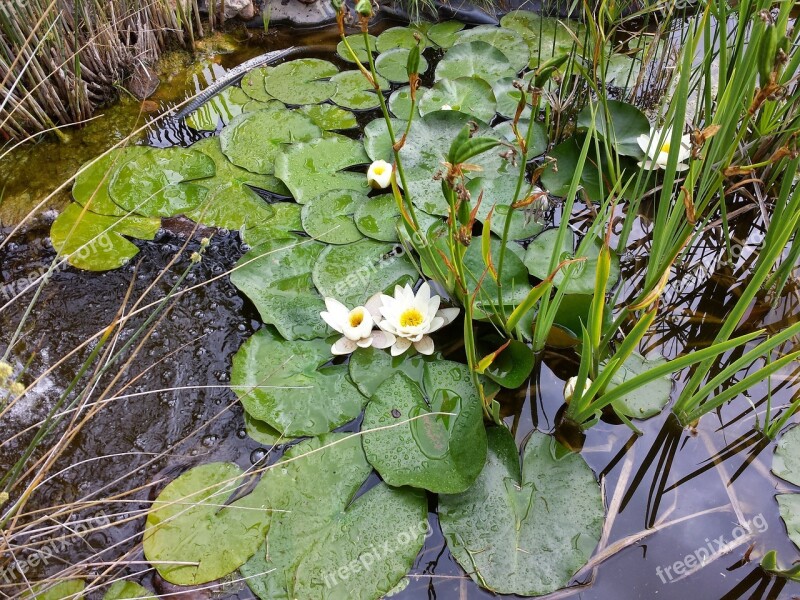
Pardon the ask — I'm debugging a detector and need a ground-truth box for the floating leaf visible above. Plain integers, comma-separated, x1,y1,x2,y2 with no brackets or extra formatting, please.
466,176,546,240
186,86,258,131
275,133,369,203
375,48,429,84
241,66,274,101
419,77,496,123
454,25,529,73
577,100,650,157
500,11,584,68
523,228,620,294
435,41,516,83
143,462,271,585
773,425,800,486
102,582,156,600
349,345,436,397
377,26,427,53
72,147,148,217
245,202,304,246
23,581,85,600
230,237,328,340
778,494,800,551
337,33,378,63
51,204,160,271
439,427,603,596
602,53,642,88
354,193,401,242
362,361,487,493
242,434,427,600
312,238,418,308
108,147,215,217
426,21,465,48
230,328,366,436
263,58,338,105
388,85,426,120
607,353,672,420
330,70,390,111
494,118,548,160
298,103,358,130
540,136,605,200
492,77,531,120
220,108,321,175
244,412,284,446
477,337,534,388
301,189,367,244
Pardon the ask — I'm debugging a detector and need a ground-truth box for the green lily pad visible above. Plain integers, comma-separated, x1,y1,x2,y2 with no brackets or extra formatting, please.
230,237,328,340
363,361,487,493
577,100,650,157
275,133,370,204
500,11,583,68
72,147,149,217
263,58,338,105
388,85,426,120
337,33,378,63
51,204,160,271
454,26,529,73
439,427,604,596
349,346,437,397
492,77,531,120
494,118,548,159
330,70,390,111
477,338,534,388
143,462,272,585
301,189,367,244
375,48,429,84
108,147,215,217
773,425,800,486
102,582,156,600
312,238,418,308
364,111,510,215
539,136,605,200
186,86,257,131
602,53,642,88
242,434,427,600
245,202,304,246
523,228,620,294
426,21,465,48
354,193,401,242
230,327,366,436
607,353,672,420
778,494,800,551
377,26,427,53
298,103,358,130
220,108,321,175
466,176,546,240
244,412,284,446
23,581,85,600
241,67,274,102
435,41,516,83
419,77,497,123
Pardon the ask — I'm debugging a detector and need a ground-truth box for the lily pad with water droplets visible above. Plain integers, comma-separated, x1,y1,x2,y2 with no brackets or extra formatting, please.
426,21,465,48
301,189,366,244
298,103,358,130
244,412,284,447
349,346,440,397
72,147,149,217
240,67,274,102
477,337,535,389
435,41,516,83
466,176,546,241
230,237,328,340
377,26,428,53
778,495,800,551
439,427,604,596
263,58,338,105
494,118,548,160
354,193,401,242
419,77,496,123
242,434,427,600
330,70,390,111
492,77,532,120
362,361,487,493
312,238,417,308
375,48,429,84
245,202,304,246
108,147,215,217
220,108,322,175
773,425,800,486
454,25,530,73
388,85,426,120
51,204,160,271
607,353,672,420
337,33,378,63
275,133,370,204
143,462,272,585
102,582,156,600
230,327,367,436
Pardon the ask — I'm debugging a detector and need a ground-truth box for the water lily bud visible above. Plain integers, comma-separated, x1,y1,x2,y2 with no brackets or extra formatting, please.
367,160,393,189
564,376,592,403
0,361,12,383
406,44,420,78
355,0,372,17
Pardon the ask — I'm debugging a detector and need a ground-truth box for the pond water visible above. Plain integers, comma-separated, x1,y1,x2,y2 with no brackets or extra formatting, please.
1,14,799,600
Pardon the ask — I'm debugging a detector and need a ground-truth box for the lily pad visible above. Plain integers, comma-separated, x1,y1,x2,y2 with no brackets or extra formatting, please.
51,204,160,271
220,108,321,175
388,85,426,120
426,21,465,48
500,11,583,67
454,26,530,73
72,147,149,217
186,86,257,131
242,434,427,600
108,147,215,217
492,77,531,120
230,327,366,436
312,238,418,308
349,345,437,397
245,202,304,246
240,67,274,102
607,353,672,420
23,581,85,600
439,427,604,596
143,462,272,585
773,425,800,486
466,176,546,241
337,33,378,63
244,412,284,446
602,53,642,88
523,228,620,294
375,48,429,84
577,100,650,158
362,361,487,493
435,41,516,83
354,193,401,242
102,582,156,600
230,237,328,340
377,26,427,53
478,338,534,388
330,70,390,111
419,77,496,123
778,495,800,551
301,189,367,244
539,136,605,201
298,103,358,130
263,58,338,105
494,118,548,160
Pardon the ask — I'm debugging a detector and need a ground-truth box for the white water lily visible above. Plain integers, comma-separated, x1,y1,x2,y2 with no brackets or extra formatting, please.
377,282,459,356
367,160,393,189
320,297,394,355
636,127,691,171
564,376,593,403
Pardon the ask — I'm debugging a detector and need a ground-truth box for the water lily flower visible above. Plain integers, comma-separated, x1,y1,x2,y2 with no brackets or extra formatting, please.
377,282,459,356
320,297,394,355
564,376,592,403
367,160,393,189
637,127,691,171
440,104,453,111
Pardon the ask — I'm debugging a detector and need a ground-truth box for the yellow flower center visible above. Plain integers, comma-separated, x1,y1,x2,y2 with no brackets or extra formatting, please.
373,166,385,175
660,142,671,154
349,309,365,328
399,308,424,328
